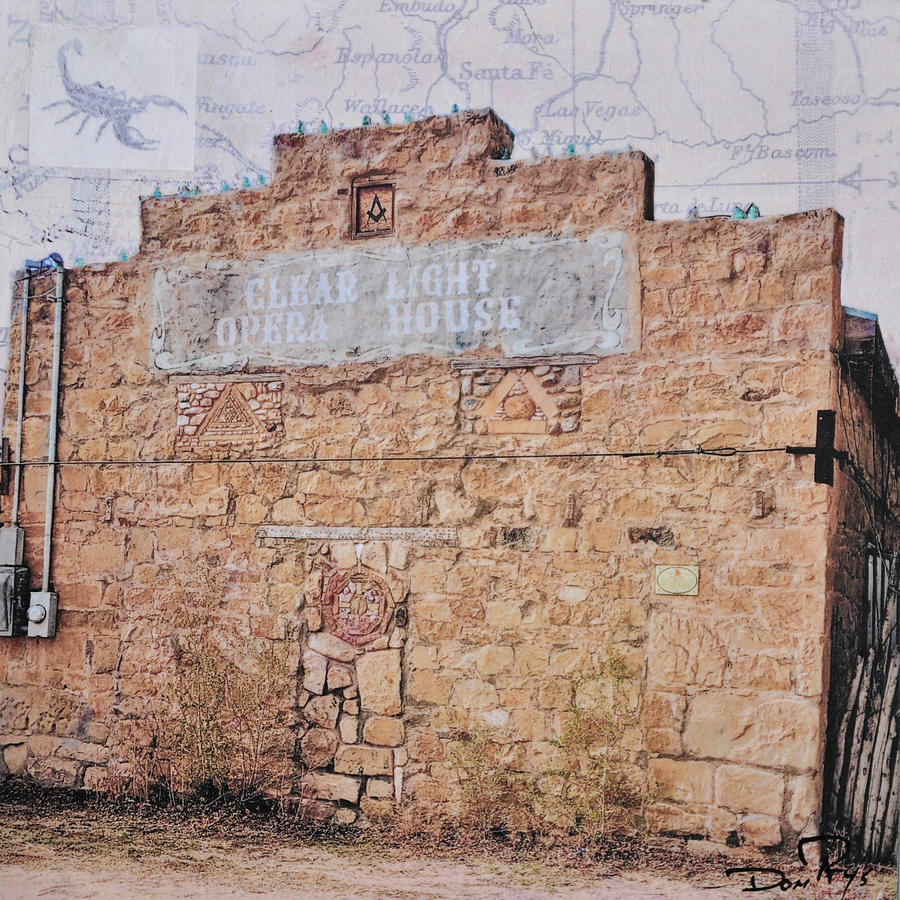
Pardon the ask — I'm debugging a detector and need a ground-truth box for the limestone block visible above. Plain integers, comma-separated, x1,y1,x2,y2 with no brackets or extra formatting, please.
360,796,395,821
583,523,620,553
450,678,499,711
645,728,682,755
648,612,728,689
335,807,358,825
293,799,336,822
308,632,357,663
356,649,402,715
82,766,108,792
787,775,820,832
301,648,328,695
388,627,406,649
650,758,714,805
304,694,340,729
339,715,359,744
409,644,438,669
235,494,267,525
793,639,827,697
300,727,339,768
683,693,820,769
433,486,479,521
646,801,709,838
642,692,687,730
715,765,784,816
559,585,588,604
366,777,394,799
643,419,686,445
514,645,548,674
302,771,361,804
692,419,750,450
705,806,740,844
3,743,27,775
327,663,354,690
407,669,453,706
331,542,359,569
87,637,120,675
304,607,323,632
536,679,570,710
726,654,791,691
388,543,409,569
740,814,782,848
362,716,404,747
485,601,522,629
548,648,589,675
55,738,108,764
26,756,81,787
69,705,107,748
509,708,549,742
360,542,388,573
394,747,408,766
540,527,577,552
272,498,304,523
474,645,514,676
407,731,444,763
333,745,393,776
477,708,510,730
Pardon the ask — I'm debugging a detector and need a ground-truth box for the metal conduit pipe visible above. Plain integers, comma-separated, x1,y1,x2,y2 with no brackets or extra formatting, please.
40,266,64,593
11,272,30,525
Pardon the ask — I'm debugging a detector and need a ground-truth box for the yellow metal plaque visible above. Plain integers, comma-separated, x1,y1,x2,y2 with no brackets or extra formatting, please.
655,565,699,596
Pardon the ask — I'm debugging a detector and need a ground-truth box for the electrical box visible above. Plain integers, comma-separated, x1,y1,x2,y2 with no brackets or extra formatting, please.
27,591,58,639
0,565,29,637
0,527,24,566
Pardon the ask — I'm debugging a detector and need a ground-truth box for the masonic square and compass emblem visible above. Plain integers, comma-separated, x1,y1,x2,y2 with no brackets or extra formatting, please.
352,178,395,237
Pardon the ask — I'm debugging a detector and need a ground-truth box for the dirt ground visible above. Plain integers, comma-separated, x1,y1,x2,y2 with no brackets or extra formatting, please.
0,790,895,899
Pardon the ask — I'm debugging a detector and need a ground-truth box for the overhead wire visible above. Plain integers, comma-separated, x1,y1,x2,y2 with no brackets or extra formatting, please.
4,444,790,468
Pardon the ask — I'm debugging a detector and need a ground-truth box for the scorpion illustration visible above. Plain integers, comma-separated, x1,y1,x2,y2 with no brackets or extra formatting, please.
42,39,187,151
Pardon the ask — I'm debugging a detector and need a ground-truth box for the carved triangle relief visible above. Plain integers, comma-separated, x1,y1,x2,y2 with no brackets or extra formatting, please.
175,381,284,453
458,365,583,434
196,385,267,440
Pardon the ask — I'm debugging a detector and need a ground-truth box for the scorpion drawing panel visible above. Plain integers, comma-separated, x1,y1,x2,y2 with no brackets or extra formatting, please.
29,27,196,171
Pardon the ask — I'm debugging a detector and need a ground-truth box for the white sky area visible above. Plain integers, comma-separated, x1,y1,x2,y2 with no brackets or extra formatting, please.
1,1,898,373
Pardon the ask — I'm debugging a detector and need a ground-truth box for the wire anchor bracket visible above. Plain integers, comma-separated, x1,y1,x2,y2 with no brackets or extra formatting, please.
785,410,847,485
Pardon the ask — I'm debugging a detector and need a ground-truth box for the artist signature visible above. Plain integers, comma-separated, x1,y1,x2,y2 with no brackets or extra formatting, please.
725,835,874,896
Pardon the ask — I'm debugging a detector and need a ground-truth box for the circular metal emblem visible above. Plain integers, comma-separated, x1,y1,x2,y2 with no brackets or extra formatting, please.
320,567,394,646
655,565,699,595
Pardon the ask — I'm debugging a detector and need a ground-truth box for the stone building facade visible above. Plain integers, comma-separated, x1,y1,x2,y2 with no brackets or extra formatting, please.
1,110,896,851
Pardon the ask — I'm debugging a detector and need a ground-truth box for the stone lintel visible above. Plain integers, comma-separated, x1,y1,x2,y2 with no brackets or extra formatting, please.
258,525,458,545
450,354,599,370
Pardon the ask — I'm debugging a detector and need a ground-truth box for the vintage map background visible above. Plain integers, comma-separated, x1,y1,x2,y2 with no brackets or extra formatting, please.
1,0,898,379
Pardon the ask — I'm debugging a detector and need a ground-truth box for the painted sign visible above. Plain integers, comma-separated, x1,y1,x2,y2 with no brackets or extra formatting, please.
151,231,636,372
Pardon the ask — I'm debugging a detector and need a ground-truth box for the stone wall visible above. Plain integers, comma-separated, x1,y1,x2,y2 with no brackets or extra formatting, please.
0,110,856,849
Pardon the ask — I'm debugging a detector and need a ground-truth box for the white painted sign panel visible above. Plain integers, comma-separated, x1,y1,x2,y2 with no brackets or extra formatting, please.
151,231,637,372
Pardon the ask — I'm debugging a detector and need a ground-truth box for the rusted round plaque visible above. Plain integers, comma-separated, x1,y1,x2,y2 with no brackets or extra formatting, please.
320,567,394,646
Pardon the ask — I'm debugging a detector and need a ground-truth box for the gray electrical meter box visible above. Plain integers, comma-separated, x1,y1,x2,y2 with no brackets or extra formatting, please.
0,565,29,637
